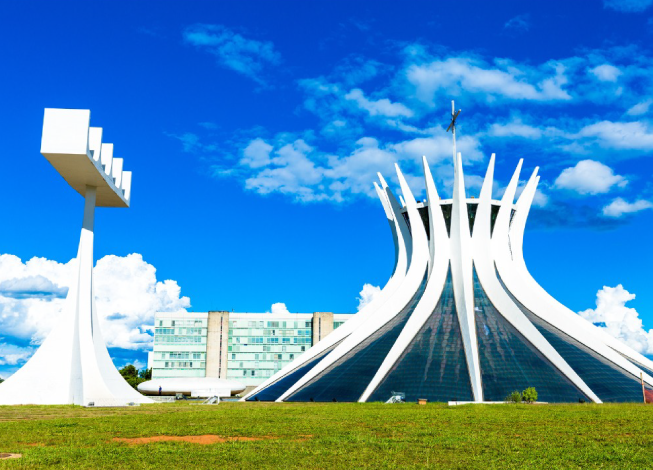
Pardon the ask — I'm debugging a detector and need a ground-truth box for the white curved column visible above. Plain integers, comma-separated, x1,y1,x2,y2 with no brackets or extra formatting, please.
475,159,600,402
0,187,151,405
240,175,411,401
450,152,483,402
277,164,430,402
497,170,653,387
359,157,450,402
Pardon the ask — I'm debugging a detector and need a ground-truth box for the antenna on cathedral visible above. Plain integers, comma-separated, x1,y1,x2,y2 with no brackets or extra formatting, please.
447,100,461,163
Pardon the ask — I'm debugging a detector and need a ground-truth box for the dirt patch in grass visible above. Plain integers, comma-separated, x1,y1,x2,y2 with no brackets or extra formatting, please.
0,453,22,460
113,435,273,445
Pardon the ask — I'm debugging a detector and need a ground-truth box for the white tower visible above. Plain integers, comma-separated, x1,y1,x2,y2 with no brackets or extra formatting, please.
0,109,151,406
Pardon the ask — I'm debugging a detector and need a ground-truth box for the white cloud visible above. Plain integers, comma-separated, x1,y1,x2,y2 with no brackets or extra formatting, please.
344,89,414,118
580,285,653,355
603,0,653,12
488,118,543,139
533,188,550,208
0,252,190,365
240,138,273,168
405,57,571,106
357,283,381,311
183,24,281,85
0,343,33,366
237,128,484,204
554,160,627,195
270,302,290,314
575,121,653,151
626,99,652,116
244,139,327,202
590,64,622,82
602,197,653,217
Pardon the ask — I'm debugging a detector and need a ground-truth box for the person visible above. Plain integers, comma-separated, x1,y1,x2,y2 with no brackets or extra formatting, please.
158,385,162,396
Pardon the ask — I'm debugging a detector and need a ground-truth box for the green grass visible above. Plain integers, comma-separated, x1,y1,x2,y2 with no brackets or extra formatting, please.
1,402,652,469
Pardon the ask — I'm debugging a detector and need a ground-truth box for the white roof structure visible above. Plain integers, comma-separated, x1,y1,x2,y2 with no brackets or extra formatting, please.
138,377,246,397
41,108,131,207
243,104,653,404
0,109,149,406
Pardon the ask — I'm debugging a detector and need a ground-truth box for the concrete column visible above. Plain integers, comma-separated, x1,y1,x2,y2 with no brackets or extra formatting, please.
312,312,334,344
206,311,230,378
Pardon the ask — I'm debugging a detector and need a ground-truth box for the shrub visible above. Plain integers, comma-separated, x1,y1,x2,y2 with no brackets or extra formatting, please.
522,387,538,403
506,390,522,403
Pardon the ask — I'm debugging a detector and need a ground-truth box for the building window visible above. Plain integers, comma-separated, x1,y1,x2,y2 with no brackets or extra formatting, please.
232,354,236,360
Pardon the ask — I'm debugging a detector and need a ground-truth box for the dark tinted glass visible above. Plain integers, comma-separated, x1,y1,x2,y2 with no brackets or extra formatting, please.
401,207,430,238
246,341,342,402
474,269,587,402
369,267,474,403
467,203,478,236
498,281,648,402
622,356,653,379
286,271,428,402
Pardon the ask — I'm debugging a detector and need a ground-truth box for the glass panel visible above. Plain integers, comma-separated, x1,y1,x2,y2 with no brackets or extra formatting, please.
246,341,343,402
474,268,588,402
286,271,428,402
496,275,648,402
369,267,474,403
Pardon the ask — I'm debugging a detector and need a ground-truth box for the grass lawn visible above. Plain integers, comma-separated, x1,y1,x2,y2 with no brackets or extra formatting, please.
0,401,652,469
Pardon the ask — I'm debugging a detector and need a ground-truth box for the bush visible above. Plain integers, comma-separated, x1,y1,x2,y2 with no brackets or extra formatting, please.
522,387,538,403
506,390,522,403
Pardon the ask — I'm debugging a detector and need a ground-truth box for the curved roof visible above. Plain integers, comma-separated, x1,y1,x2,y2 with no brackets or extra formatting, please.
138,377,246,396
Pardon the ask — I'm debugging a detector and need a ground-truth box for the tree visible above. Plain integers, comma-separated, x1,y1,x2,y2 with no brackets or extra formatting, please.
139,368,152,380
0,377,4,384
119,364,146,390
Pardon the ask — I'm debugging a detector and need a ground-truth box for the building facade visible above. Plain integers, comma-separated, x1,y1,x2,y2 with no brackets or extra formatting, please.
150,311,351,387
243,153,653,404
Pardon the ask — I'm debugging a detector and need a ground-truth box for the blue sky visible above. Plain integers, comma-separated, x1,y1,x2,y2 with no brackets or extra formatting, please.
1,0,653,376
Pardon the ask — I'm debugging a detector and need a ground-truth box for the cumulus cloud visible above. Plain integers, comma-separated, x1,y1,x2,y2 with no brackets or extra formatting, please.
0,253,190,368
270,302,290,314
405,56,571,106
590,64,622,82
0,343,33,366
169,42,653,211
580,285,653,355
554,160,627,195
183,24,281,85
602,197,653,217
487,118,543,139
626,99,652,116
344,89,414,118
603,0,653,12
357,284,381,311
574,121,653,151
240,138,273,168
236,128,484,203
